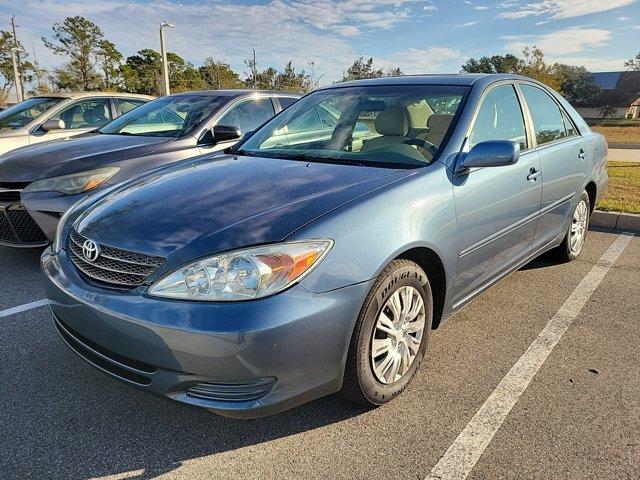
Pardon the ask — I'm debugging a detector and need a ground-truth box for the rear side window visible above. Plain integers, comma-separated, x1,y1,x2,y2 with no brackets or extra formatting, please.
562,112,577,138
468,85,527,151
520,85,566,146
217,98,275,134
278,97,298,109
117,99,146,115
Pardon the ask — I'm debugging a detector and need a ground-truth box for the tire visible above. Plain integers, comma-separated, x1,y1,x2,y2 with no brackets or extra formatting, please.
553,190,590,262
340,259,433,407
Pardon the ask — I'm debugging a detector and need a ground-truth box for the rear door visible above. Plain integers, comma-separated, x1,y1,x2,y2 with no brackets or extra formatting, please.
451,83,542,308
518,83,588,251
204,96,276,154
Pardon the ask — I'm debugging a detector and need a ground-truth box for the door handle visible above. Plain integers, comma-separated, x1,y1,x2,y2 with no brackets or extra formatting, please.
527,167,541,182
578,149,586,160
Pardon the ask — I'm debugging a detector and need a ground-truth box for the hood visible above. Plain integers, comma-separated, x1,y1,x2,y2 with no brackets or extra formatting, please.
0,134,171,183
75,154,411,265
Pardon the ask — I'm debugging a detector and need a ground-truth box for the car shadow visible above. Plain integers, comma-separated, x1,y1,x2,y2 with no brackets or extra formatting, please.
1,312,367,479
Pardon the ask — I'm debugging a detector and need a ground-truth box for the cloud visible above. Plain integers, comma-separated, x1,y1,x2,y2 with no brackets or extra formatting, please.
2,0,431,83
423,4,438,11
500,0,637,20
504,27,612,56
379,46,462,73
474,6,490,10
551,56,627,71
617,16,631,21
455,21,478,28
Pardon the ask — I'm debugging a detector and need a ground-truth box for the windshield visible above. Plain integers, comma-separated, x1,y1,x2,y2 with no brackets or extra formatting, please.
237,85,468,167
99,94,229,138
0,97,63,133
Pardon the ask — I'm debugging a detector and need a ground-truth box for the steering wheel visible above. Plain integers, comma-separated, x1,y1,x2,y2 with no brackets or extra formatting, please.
403,138,438,157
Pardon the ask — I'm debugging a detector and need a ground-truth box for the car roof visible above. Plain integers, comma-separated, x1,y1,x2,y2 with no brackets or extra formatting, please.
168,89,302,98
31,92,155,100
321,74,535,89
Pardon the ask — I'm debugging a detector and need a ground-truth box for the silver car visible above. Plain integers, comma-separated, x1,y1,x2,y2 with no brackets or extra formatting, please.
0,92,154,156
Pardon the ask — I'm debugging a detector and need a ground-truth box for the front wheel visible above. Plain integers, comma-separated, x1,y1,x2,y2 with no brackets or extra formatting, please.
554,190,590,262
340,259,433,407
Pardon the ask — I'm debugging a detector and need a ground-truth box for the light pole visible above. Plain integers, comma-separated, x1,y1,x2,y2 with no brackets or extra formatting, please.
159,21,174,96
11,47,24,103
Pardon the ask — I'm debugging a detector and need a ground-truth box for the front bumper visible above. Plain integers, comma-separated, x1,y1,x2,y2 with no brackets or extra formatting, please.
42,248,372,418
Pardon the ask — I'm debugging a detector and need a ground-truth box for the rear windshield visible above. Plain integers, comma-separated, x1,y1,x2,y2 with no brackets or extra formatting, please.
0,97,63,132
237,84,469,167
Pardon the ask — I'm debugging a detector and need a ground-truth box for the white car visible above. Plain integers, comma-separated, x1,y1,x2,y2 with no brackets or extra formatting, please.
0,92,153,156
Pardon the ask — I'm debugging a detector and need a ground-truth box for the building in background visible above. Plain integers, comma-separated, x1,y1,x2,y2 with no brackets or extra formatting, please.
574,71,640,120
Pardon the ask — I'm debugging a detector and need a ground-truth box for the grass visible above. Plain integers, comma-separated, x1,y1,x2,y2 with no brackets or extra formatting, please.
592,126,640,145
596,161,640,214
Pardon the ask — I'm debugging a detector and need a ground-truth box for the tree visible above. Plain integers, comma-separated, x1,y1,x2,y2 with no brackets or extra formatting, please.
552,64,601,104
121,49,205,95
0,31,35,104
42,16,119,91
599,105,616,119
461,54,521,74
518,46,560,90
340,57,402,82
625,52,640,71
274,61,311,92
97,40,123,90
199,58,244,89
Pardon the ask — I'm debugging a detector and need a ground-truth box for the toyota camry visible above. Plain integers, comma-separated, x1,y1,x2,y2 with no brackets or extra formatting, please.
42,74,607,418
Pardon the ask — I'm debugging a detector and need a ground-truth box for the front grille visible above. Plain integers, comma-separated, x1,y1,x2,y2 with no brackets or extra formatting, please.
187,378,276,403
68,230,165,287
0,190,21,202
0,203,48,246
54,315,155,386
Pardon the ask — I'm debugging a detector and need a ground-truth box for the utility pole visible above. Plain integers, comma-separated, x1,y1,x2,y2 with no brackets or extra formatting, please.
31,42,44,92
252,48,257,90
159,21,174,96
10,15,24,102
11,48,23,102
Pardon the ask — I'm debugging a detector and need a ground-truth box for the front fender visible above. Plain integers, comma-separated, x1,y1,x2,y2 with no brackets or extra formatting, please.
295,163,457,300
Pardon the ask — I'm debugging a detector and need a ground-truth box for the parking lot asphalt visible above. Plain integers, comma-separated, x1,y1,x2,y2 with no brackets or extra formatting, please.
1,229,638,480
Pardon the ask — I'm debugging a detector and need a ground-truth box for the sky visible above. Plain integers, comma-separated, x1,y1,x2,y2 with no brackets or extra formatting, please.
1,0,639,87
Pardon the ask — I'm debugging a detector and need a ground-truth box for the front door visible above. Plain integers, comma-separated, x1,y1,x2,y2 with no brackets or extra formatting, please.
452,83,542,308
31,98,113,145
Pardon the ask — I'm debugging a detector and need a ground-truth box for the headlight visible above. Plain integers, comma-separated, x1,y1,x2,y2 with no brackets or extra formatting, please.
23,167,120,195
148,240,333,301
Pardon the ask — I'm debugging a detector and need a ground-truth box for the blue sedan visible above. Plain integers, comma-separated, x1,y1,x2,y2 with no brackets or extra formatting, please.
42,74,607,418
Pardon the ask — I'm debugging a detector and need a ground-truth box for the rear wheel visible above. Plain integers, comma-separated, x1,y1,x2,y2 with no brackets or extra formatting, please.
554,190,590,262
340,259,433,406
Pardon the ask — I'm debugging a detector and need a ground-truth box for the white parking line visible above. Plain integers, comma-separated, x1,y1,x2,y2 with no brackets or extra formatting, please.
425,231,635,480
0,299,51,318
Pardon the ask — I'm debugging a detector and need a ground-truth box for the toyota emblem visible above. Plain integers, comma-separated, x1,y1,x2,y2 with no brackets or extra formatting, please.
82,239,101,262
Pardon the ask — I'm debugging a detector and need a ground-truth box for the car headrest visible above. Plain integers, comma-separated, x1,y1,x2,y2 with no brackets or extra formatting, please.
427,114,453,133
375,106,409,137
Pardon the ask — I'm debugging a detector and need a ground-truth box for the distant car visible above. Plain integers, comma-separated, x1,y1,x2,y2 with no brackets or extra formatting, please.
0,90,300,247
43,74,607,418
0,92,153,156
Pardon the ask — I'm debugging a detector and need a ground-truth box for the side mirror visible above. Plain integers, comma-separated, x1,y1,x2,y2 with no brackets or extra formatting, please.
459,140,520,170
213,124,242,144
42,119,66,132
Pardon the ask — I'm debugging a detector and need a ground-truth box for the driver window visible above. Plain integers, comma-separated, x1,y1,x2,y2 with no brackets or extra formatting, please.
49,99,112,130
468,85,527,151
